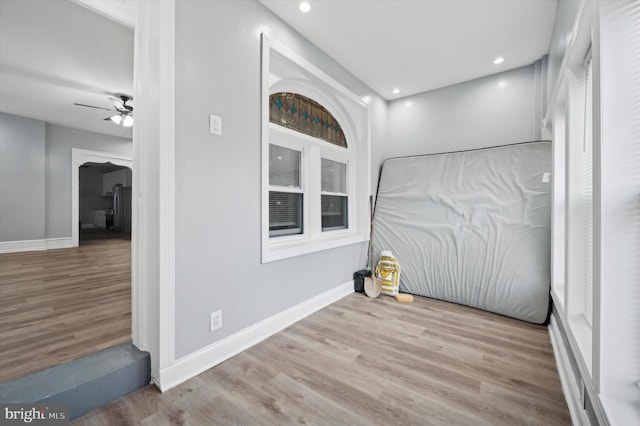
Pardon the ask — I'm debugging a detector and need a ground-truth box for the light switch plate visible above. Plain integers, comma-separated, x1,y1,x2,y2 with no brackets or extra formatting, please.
209,114,222,136
542,172,551,183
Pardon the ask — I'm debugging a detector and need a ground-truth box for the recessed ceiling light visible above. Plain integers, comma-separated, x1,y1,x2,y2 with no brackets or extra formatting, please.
392,88,400,94
493,57,504,65
299,1,311,12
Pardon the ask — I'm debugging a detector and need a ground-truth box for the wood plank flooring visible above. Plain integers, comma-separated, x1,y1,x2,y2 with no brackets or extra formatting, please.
74,293,570,425
0,231,131,383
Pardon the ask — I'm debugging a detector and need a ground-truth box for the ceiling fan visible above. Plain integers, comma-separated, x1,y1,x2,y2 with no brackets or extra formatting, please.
74,94,134,127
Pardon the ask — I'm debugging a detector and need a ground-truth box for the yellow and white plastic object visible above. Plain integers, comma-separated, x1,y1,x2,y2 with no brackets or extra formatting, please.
375,250,401,296
395,293,413,303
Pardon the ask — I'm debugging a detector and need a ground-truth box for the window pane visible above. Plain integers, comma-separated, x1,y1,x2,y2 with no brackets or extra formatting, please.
321,195,347,231
270,145,300,188
269,192,303,237
321,158,346,193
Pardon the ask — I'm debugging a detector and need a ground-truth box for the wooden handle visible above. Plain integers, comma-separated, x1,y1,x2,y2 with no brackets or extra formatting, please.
369,195,374,270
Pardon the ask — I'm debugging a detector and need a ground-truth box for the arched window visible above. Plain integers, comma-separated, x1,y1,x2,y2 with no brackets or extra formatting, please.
267,92,351,239
269,93,347,148
262,35,371,263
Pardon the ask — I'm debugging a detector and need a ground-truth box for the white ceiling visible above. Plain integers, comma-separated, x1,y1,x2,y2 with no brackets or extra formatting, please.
0,0,134,138
0,0,557,138
260,0,558,100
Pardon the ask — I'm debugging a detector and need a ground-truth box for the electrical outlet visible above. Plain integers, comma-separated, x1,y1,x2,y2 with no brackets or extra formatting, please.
210,310,222,332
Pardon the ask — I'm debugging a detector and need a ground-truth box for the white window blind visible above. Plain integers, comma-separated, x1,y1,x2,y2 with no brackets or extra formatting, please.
269,144,300,187
321,158,346,193
321,158,348,231
269,145,303,237
269,192,303,236
584,57,594,326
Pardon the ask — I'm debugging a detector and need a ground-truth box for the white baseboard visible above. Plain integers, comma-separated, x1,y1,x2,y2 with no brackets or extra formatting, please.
45,237,73,250
0,237,73,254
157,280,354,392
548,315,591,426
0,239,46,253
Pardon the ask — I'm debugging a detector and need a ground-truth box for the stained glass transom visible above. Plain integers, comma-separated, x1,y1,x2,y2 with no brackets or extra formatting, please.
269,92,347,148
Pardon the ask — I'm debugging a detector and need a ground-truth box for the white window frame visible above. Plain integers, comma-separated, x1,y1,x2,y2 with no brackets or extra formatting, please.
544,1,640,424
261,35,371,263
564,49,594,375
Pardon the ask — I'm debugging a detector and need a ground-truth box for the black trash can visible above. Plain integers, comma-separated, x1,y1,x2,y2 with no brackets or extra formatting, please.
353,269,371,293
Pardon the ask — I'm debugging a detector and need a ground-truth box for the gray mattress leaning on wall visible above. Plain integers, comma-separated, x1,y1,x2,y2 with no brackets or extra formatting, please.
373,141,552,324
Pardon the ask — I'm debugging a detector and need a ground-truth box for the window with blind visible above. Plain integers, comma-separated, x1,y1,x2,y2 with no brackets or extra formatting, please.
269,144,303,237
267,97,352,241
583,57,593,326
321,158,348,231
546,1,640,420
261,35,371,263
563,48,594,373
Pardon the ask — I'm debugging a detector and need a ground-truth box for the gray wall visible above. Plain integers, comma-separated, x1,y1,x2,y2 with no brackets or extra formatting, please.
370,96,388,193
174,0,385,358
0,113,46,242
546,0,581,102
0,112,132,241
385,64,542,160
45,124,132,238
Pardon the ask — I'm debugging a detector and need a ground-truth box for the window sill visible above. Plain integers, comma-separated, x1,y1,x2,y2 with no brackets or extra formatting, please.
600,394,640,426
262,233,368,263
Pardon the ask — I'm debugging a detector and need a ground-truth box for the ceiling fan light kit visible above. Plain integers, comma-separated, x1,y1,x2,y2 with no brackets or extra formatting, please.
122,114,134,128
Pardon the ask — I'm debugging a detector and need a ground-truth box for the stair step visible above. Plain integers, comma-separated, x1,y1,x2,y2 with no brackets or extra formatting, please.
0,342,150,420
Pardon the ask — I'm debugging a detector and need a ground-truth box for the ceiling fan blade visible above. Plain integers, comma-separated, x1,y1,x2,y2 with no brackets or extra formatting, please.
74,103,113,111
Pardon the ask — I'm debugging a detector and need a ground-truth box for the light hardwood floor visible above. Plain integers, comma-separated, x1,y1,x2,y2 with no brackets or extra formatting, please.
0,231,131,383
74,293,570,425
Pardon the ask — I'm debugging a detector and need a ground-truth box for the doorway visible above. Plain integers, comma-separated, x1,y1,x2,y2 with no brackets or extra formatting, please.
72,148,133,248
79,162,132,243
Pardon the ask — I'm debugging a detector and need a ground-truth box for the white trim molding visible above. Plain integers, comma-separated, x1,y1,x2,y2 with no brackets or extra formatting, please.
543,0,591,128
549,308,609,425
71,148,133,248
549,315,592,426
157,281,354,392
72,0,136,29
132,0,176,384
0,237,74,254
157,0,177,380
261,34,372,264
45,237,74,250
0,239,46,253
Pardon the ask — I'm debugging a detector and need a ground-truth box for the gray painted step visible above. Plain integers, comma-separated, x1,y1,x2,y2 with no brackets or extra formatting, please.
0,342,150,420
